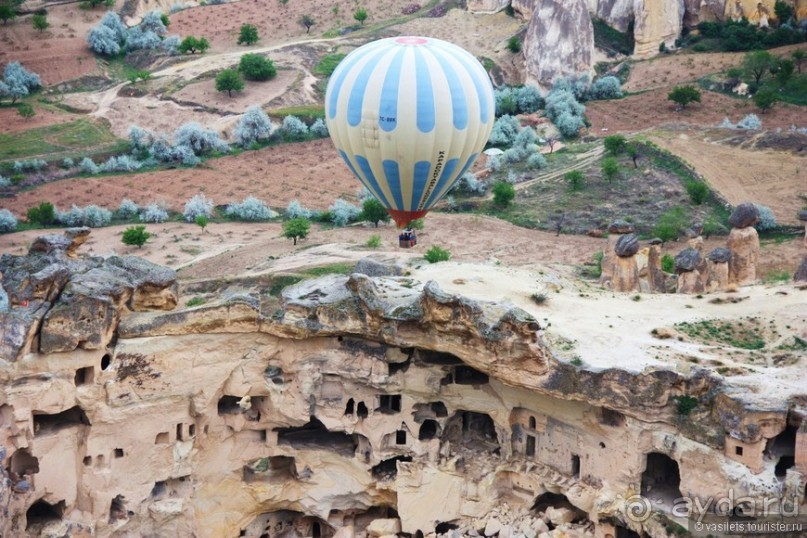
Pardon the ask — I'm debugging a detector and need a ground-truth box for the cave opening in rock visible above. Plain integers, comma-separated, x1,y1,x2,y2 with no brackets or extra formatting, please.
395,429,407,444
217,395,244,415
441,365,489,386
419,419,440,440
10,448,39,476
371,456,412,480
641,452,681,501
443,410,499,454
413,401,448,422
766,421,798,478
356,401,368,419
150,481,167,499
26,499,65,531
388,353,412,375
416,349,463,366
378,394,402,414
33,406,90,435
74,366,94,386
571,454,580,478
526,435,536,457
600,407,626,427
531,492,587,527
108,494,128,523
100,354,111,371
275,417,357,456
243,455,296,483
344,398,355,415
435,521,459,534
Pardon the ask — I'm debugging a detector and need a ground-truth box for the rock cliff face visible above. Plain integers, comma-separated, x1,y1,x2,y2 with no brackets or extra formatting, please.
1,231,806,538
465,0,512,13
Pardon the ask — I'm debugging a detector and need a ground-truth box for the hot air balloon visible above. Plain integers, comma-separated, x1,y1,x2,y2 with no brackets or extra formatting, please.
325,36,495,230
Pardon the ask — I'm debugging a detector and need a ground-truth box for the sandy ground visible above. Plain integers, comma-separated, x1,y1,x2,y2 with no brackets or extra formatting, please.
0,2,113,85
648,128,807,225
3,138,358,215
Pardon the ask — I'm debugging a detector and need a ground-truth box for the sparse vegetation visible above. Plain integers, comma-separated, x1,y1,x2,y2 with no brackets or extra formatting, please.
565,170,584,192
492,180,515,207
668,85,701,109
360,198,389,227
675,317,767,350
283,217,310,245
26,202,55,226
122,225,150,248
424,245,451,263
178,36,210,54
353,7,368,25
506,35,521,53
237,23,259,45
314,53,346,77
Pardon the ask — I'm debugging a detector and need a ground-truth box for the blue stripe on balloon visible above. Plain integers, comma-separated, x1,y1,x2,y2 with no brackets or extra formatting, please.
413,48,435,133
355,154,392,208
339,150,383,206
347,47,395,127
411,161,431,210
378,48,406,132
382,160,405,209
429,49,467,130
423,152,478,209
327,44,385,119
432,42,491,124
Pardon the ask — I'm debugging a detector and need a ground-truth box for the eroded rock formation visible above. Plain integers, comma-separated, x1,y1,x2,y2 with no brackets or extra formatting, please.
727,203,760,286
1,232,806,538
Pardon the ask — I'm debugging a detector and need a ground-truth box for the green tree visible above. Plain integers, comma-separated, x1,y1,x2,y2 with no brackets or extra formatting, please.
774,0,794,23
506,36,521,53
603,134,627,155
0,5,16,24
32,13,48,31
17,103,34,119
753,88,777,112
360,198,389,227
195,214,208,232
775,58,795,87
122,225,150,248
564,170,584,192
492,180,515,207
283,217,310,245
743,50,775,89
27,202,55,225
215,69,244,97
652,206,689,242
239,53,276,81
684,180,709,204
792,50,805,74
299,14,314,33
237,23,258,45
353,7,368,25
667,85,701,109
424,245,451,263
178,36,209,54
601,156,619,181
626,142,640,168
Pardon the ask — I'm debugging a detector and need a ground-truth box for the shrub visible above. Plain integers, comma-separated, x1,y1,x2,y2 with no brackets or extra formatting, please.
118,198,140,219
668,85,701,108
225,196,275,221
494,87,518,116
0,209,17,233
753,204,777,231
526,152,547,169
601,156,619,181
329,199,360,226
360,198,389,226
545,89,586,137
366,234,381,248
1,61,41,102
86,12,126,56
313,53,346,76
487,155,502,172
551,73,590,101
139,9,166,35
126,26,161,51
79,157,99,174
736,114,762,130
565,170,584,191
684,180,709,204
401,3,420,14
488,114,520,146
215,69,244,97
281,115,308,141
0,176,10,188
661,254,675,273
178,36,209,54
424,245,451,263
239,53,276,81
122,225,150,247
140,203,169,223
653,206,689,241
309,118,328,138
234,106,272,147
752,88,776,111
492,180,515,207
286,199,313,219
588,76,623,100
183,194,214,222
452,171,486,194
506,36,521,53
174,122,229,155
27,202,55,225
283,217,310,245
61,158,74,169
237,23,259,45
57,204,111,227
195,214,209,231
162,35,180,55
101,155,142,172
353,7,368,24
515,85,543,113
603,134,627,155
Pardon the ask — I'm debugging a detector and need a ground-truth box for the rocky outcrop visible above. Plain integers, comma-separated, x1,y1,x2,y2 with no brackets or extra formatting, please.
600,222,641,292
466,0,511,13
706,247,731,291
795,255,807,282
675,247,705,293
523,0,595,87
728,202,759,229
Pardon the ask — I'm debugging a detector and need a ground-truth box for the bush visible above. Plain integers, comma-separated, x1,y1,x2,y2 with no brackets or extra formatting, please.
329,199,360,226
737,113,762,129
174,122,229,155
753,88,776,111
661,254,675,273
286,199,313,219
753,204,777,231
309,118,328,138
515,85,543,113
492,180,515,207
239,53,276,81
360,198,389,226
139,9,166,35
79,157,99,174
178,35,209,54
118,198,140,219
0,176,10,188
281,115,309,141
27,202,55,225
225,196,275,221
452,171,487,194
183,194,214,222
601,156,619,181
162,35,180,55
401,3,420,14
603,134,627,155
0,209,17,233
494,87,518,116
424,245,451,263
366,234,381,248
56,204,112,227
668,85,701,108
526,152,547,169
653,206,689,241
282,217,310,245
237,23,259,45
101,155,142,172
588,76,623,100
1,61,41,102
506,35,521,53
86,11,126,56
122,225,150,247
215,69,244,97
488,114,520,146
140,203,169,223
61,158,74,169
545,89,586,138
684,180,709,204
552,73,590,101
234,106,272,147
126,26,161,51
565,170,584,191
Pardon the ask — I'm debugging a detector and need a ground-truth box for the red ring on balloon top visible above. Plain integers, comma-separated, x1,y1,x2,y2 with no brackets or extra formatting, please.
394,37,428,45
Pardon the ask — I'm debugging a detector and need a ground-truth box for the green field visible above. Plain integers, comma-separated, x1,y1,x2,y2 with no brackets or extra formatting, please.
0,119,125,162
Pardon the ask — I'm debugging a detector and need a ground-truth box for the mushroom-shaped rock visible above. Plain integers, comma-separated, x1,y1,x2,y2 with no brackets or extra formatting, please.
608,219,634,234
795,256,807,282
728,203,759,228
707,247,732,264
615,234,639,257
675,248,702,273
648,237,663,245
798,210,807,222
685,222,703,238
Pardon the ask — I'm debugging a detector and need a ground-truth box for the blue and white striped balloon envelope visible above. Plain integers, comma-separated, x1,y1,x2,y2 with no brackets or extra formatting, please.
325,36,495,228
